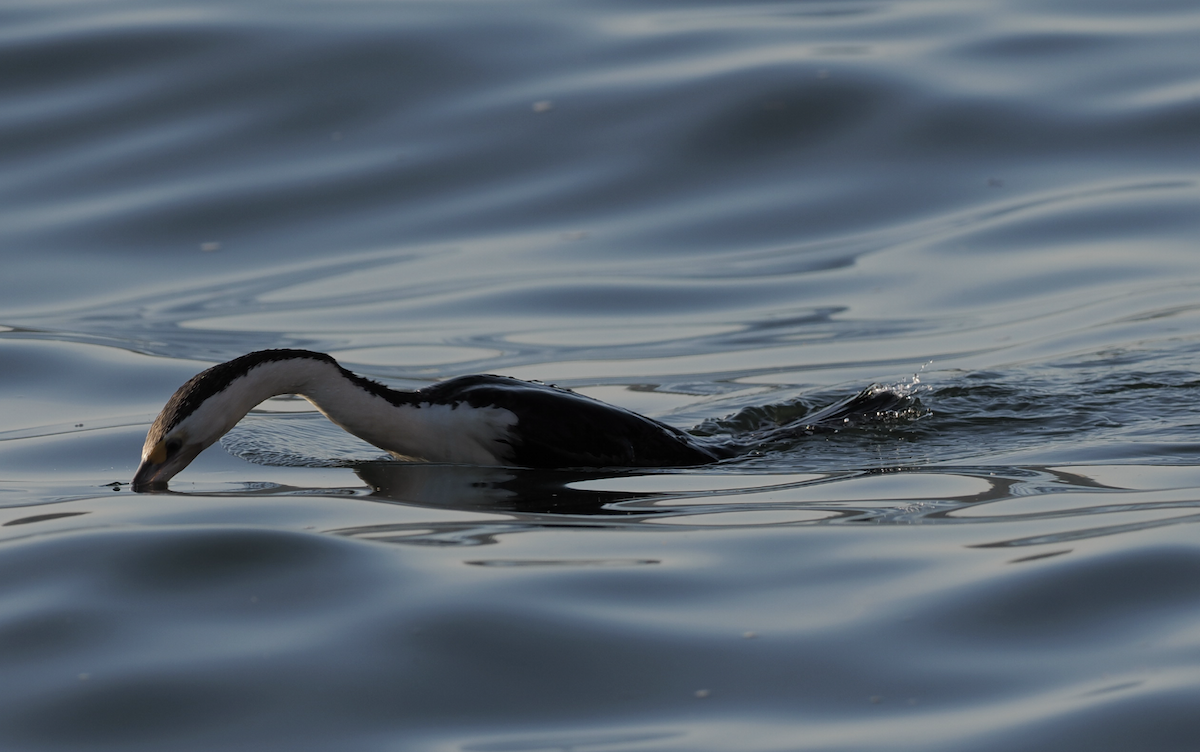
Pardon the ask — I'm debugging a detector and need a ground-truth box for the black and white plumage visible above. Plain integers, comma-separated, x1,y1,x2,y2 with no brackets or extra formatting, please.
132,349,726,490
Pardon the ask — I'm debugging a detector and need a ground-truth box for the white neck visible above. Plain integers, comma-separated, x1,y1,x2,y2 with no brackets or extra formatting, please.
186,358,517,465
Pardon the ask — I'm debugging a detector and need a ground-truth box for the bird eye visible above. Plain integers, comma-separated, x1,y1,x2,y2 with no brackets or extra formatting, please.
165,438,183,456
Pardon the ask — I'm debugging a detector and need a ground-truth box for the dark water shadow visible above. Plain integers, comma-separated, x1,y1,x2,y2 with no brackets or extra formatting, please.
291,460,1200,554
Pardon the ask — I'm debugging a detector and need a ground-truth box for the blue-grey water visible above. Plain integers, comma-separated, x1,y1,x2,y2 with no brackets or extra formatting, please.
3,0,1200,749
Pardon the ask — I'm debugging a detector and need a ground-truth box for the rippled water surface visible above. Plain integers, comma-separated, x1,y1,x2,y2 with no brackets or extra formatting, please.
3,0,1200,749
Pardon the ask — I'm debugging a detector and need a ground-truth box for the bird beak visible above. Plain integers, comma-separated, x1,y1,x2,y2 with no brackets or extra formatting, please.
131,458,168,492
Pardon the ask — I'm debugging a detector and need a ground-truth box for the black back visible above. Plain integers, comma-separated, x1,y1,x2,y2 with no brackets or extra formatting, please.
415,375,723,468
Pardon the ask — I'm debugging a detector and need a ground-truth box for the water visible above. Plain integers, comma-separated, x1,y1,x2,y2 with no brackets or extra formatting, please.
2,0,1200,748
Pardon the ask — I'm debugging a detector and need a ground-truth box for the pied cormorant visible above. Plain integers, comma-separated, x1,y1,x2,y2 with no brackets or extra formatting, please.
132,349,727,490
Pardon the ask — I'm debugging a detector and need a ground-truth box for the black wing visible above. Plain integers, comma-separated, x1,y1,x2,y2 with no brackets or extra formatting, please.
417,376,722,468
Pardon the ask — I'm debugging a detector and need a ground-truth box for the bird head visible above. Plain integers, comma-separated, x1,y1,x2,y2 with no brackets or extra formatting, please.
131,426,207,491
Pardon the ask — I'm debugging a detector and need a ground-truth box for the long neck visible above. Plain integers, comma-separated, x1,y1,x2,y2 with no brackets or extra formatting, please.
196,357,514,464
293,361,428,456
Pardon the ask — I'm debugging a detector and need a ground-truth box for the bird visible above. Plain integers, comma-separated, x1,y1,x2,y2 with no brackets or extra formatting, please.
132,349,728,490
